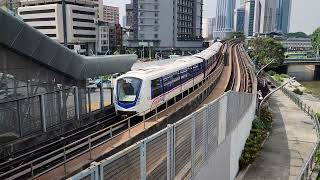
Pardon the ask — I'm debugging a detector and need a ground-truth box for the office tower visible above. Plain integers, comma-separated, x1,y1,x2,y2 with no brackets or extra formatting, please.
18,0,100,53
253,0,278,34
234,8,245,33
244,0,255,36
214,0,236,39
277,0,291,33
202,17,215,40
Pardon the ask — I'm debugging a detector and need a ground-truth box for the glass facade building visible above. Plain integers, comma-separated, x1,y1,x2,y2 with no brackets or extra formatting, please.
214,0,236,39
277,0,291,33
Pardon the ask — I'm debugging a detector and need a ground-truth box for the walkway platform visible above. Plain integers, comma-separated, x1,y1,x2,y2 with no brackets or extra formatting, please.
242,90,318,180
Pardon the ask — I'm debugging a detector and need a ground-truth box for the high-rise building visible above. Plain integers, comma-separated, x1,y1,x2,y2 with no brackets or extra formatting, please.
253,0,278,34
97,22,110,54
244,0,255,36
18,0,100,53
127,0,203,50
202,17,215,40
214,0,236,39
125,3,133,27
102,5,119,24
277,0,291,34
234,8,245,33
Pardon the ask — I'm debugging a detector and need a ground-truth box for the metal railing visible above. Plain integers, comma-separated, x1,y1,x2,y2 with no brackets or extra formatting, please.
267,75,320,180
0,85,113,140
69,91,255,180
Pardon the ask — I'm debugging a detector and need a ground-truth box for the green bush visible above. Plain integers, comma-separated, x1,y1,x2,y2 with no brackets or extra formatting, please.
280,74,290,79
268,70,276,76
316,112,320,120
273,74,283,83
293,88,303,95
239,107,273,170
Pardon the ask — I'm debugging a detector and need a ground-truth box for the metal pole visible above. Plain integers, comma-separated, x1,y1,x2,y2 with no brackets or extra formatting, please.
256,59,275,77
40,94,47,132
88,136,92,160
258,77,295,120
128,118,131,137
62,0,68,47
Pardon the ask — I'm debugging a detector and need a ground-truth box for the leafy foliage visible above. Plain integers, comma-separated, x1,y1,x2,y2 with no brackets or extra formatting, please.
231,31,245,38
286,32,309,38
239,107,273,170
249,37,285,67
311,27,320,52
315,112,320,120
293,88,303,95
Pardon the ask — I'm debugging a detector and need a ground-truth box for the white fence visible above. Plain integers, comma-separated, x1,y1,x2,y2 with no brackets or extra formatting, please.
70,91,256,180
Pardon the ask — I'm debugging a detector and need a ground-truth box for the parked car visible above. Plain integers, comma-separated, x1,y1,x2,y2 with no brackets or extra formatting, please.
87,80,97,91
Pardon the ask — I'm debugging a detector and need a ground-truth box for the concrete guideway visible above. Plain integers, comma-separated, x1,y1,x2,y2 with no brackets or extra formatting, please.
242,90,318,180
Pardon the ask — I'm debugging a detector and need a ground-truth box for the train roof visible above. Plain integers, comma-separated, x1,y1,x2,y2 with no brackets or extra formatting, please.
193,42,222,60
121,56,202,80
118,42,223,81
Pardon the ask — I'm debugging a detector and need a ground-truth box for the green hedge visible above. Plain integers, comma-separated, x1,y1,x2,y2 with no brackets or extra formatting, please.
239,107,273,170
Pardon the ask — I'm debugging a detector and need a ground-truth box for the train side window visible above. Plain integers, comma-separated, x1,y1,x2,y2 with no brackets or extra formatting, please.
180,68,188,84
172,71,180,87
151,78,162,99
188,67,193,79
163,74,173,92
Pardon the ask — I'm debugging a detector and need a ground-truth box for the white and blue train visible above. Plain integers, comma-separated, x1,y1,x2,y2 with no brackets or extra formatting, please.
113,42,223,115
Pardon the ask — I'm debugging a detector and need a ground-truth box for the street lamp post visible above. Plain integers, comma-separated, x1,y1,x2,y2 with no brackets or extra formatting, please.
258,77,295,120
256,59,275,77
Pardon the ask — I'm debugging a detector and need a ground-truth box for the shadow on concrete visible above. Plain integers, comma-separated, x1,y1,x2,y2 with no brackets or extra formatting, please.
242,96,290,180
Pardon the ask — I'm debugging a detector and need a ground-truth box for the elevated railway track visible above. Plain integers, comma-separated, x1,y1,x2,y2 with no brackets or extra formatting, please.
0,39,256,180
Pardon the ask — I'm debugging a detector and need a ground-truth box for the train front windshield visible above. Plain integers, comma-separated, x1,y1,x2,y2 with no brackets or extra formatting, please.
117,77,142,103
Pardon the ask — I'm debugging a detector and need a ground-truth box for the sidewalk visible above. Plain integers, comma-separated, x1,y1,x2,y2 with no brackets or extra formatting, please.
242,90,318,180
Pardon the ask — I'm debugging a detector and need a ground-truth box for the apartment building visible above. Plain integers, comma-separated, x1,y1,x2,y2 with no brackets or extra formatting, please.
127,0,203,50
102,5,119,24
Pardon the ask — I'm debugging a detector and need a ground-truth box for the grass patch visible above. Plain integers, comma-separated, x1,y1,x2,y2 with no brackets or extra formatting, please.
293,88,303,95
239,106,273,170
300,81,320,96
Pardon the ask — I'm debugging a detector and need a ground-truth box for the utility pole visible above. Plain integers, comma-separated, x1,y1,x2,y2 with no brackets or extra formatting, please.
62,0,68,47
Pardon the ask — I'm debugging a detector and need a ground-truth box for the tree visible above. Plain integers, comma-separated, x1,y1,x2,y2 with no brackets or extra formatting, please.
311,27,320,53
286,32,309,38
231,31,245,38
248,37,285,67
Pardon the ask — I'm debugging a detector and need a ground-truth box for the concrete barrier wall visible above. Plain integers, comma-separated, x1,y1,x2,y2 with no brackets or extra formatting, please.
195,93,256,180
69,91,256,180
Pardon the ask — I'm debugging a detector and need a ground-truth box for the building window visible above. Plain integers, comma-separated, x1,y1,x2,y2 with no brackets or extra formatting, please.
73,18,94,23
155,12,158,17
73,26,96,30
140,5,144,9
33,26,56,29
72,10,95,16
24,17,55,22
140,19,144,24
46,34,56,37
155,20,158,24
20,9,55,15
154,34,158,38
154,5,158,10
139,34,145,38
74,34,96,38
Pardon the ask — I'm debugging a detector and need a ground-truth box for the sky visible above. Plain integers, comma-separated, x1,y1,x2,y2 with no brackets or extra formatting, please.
104,0,320,35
